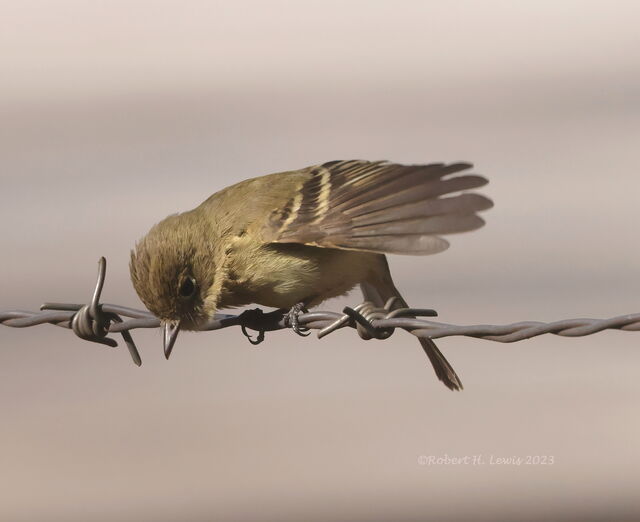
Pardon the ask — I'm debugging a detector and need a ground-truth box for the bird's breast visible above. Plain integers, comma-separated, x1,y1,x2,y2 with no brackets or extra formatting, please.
218,240,376,310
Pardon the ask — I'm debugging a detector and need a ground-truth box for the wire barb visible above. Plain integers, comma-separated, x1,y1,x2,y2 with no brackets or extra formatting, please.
1,257,639,363
40,258,142,366
317,298,438,340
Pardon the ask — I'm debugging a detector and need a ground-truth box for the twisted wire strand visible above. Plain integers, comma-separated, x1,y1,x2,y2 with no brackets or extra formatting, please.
1,257,639,365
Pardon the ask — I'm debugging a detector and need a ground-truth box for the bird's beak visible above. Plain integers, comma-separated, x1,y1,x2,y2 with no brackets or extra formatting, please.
163,321,181,359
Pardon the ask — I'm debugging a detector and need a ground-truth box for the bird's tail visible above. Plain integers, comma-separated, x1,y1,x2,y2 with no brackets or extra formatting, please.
361,256,463,391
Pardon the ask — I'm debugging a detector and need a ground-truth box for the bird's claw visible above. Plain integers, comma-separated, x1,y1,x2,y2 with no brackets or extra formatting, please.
241,323,265,345
239,308,267,345
285,303,311,337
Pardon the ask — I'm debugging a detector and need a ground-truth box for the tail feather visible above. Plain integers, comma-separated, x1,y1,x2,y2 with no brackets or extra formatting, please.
416,337,464,391
361,259,463,391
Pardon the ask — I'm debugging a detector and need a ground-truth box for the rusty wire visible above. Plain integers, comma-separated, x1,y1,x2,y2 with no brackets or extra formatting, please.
1,257,639,366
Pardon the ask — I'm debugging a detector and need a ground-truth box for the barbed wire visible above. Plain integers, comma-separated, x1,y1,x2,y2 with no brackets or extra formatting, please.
1,257,639,366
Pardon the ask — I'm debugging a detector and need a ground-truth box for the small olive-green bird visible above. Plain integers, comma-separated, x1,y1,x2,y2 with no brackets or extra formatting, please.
130,160,492,390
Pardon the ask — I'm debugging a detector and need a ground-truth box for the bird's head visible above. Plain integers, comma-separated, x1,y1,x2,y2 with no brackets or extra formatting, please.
129,212,221,358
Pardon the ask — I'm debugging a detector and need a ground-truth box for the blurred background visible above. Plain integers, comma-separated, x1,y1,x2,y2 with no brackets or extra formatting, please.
1,1,639,520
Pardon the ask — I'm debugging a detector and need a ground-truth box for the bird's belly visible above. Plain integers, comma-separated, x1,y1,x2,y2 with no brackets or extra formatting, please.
219,243,377,309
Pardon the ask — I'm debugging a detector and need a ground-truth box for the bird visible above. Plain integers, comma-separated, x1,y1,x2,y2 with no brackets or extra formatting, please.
129,160,493,390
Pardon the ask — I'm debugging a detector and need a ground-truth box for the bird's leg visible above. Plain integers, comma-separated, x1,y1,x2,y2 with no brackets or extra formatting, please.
283,302,311,337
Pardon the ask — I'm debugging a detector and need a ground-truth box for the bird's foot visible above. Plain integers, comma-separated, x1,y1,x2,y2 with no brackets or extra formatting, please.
239,308,266,345
284,302,311,337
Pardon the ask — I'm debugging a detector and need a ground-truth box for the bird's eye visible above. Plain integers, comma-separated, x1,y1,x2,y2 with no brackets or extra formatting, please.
178,276,197,298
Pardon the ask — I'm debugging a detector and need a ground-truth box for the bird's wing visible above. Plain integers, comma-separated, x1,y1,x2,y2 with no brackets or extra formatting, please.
261,160,493,255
